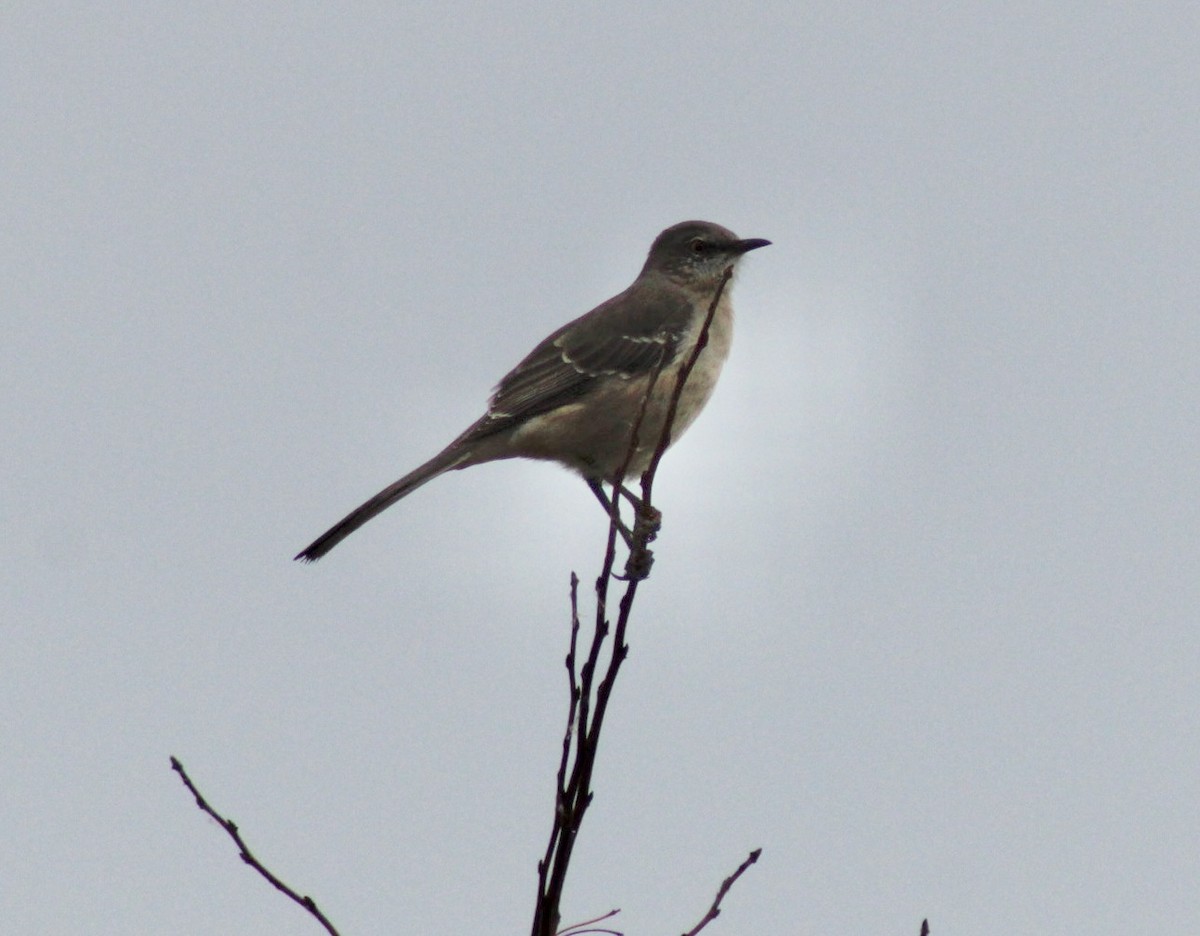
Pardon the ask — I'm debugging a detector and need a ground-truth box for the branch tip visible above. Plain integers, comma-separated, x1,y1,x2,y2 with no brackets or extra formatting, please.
170,756,342,936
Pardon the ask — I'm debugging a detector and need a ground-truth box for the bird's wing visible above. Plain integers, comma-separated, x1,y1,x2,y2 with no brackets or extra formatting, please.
469,284,694,437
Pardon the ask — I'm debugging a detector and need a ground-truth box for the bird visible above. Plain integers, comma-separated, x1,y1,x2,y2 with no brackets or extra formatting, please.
295,220,770,562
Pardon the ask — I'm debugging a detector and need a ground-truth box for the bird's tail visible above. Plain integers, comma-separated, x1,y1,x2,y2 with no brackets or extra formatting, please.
294,444,473,562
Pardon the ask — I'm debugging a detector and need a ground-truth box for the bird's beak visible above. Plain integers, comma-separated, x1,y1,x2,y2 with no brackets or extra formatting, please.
732,237,771,254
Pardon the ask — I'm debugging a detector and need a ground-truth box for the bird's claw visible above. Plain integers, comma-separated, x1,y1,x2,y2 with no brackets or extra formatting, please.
633,504,661,540
616,546,654,581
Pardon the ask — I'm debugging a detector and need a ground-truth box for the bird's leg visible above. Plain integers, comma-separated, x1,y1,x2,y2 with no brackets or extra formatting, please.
588,478,655,581
612,481,657,582
587,477,634,547
615,484,644,510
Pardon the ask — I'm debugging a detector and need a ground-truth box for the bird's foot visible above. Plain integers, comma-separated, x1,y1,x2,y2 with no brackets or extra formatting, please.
633,503,661,541
616,546,654,581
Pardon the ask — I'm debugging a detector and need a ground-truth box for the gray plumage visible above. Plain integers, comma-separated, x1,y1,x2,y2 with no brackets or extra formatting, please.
296,220,769,562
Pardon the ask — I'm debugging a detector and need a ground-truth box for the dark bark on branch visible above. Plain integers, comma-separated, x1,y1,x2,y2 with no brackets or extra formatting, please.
681,849,761,936
532,270,759,936
169,756,341,936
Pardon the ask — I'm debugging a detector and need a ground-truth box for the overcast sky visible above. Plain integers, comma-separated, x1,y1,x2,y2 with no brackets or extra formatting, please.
3,3,1197,934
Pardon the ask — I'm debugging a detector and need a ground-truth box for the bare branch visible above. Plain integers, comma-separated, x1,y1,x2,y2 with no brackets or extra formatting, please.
532,271,739,935
531,323,673,936
169,757,341,936
680,848,761,936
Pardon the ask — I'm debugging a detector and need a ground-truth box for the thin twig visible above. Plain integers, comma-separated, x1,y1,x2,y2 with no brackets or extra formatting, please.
169,756,341,936
680,848,761,936
560,930,622,936
556,574,583,809
556,907,622,935
641,266,733,506
539,575,586,904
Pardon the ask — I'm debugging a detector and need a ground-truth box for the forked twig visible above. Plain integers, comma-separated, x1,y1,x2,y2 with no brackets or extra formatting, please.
533,269,749,936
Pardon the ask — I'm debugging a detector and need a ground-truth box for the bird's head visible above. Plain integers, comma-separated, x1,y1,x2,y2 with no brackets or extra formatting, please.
642,220,771,285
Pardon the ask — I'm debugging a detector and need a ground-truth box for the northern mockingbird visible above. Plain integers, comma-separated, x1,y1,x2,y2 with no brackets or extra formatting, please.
295,220,769,562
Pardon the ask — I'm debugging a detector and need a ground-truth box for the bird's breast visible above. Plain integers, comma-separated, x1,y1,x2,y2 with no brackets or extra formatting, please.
663,292,733,437
505,295,733,479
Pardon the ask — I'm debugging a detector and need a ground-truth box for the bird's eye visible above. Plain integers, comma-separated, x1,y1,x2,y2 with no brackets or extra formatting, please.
689,238,707,254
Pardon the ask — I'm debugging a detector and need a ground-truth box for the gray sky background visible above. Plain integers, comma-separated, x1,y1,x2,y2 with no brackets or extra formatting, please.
3,3,1197,934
